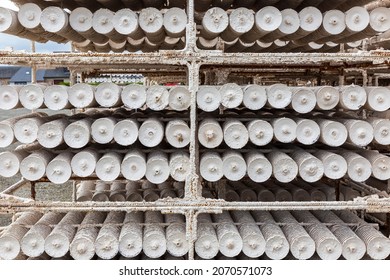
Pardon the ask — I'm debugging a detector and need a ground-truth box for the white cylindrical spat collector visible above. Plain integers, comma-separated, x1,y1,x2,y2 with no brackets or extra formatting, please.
21,213,64,258
341,151,372,182
14,117,44,144
45,212,85,258
291,150,324,183
246,152,272,183
200,7,229,39
121,150,146,181
70,212,106,260
121,84,146,109
65,119,92,148
119,212,143,258
247,120,273,146
143,211,167,259
267,151,298,183
223,120,249,149
342,119,374,147
364,87,390,112
169,152,190,182
267,84,292,109
43,85,70,111
169,86,191,111
165,213,188,257
20,150,53,181
200,152,223,182
0,151,26,178
317,119,348,147
19,84,46,110
197,86,221,112
95,212,124,260
113,9,143,40
46,152,73,184
243,85,267,110
290,87,316,114
71,149,99,178
213,211,243,258
75,181,95,202
369,118,390,145
68,83,96,109
272,118,297,143
113,119,139,146
138,118,164,148
139,8,165,43
220,7,254,42
315,86,340,110
163,8,187,38
91,117,116,144
37,118,68,149
295,119,320,145
95,82,122,108
195,213,219,259
360,150,390,180
0,85,20,110
92,182,110,202
314,150,348,180
339,85,367,110
222,151,246,181
146,152,170,184
198,119,223,148
165,120,190,148
146,86,169,111
96,152,122,181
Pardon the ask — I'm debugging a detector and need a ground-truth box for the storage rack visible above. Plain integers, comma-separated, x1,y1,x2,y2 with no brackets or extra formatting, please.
1,0,390,260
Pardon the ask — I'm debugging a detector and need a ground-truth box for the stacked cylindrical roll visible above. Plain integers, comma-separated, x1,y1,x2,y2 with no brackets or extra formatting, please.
197,6,390,52
0,5,187,52
3,210,386,260
0,84,190,111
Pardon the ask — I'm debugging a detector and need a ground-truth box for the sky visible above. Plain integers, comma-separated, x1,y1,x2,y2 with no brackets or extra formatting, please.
0,1,71,52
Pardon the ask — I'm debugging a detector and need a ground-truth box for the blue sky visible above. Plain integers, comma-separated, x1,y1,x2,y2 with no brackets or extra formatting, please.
0,1,71,52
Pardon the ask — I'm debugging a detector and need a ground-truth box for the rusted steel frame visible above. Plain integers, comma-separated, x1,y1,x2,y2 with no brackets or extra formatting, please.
1,51,390,68
0,193,34,204
0,199,382,214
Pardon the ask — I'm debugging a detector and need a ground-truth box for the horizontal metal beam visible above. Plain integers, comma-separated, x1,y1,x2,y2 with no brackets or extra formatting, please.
1,51,390,69
0,198,389,214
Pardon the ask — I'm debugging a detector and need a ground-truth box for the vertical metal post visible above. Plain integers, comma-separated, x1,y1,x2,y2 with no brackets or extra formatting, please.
186,61,201,199
70,70,77,86
31,41,37,84
185,0,196,51
31,182,36,201
185,210,197,260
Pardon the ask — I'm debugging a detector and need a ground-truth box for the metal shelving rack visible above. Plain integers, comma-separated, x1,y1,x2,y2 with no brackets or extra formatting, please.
1,0,390,260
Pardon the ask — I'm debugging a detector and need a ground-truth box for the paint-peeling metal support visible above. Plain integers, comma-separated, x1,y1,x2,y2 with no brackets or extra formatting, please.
1,198,389,214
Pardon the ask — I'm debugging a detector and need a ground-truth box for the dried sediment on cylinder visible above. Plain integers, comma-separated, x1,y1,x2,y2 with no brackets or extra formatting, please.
44,212,85,258
0,212,43,260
